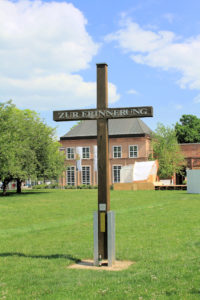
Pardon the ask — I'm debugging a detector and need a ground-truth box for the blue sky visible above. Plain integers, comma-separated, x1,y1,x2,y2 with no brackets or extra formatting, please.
1,0,200,137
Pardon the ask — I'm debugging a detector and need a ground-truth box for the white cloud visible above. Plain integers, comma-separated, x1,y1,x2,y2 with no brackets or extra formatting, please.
0,74,120,110
106,19,176,53
0,0,98,77
106,18,200,93
126,89,138,95
0,0,119,110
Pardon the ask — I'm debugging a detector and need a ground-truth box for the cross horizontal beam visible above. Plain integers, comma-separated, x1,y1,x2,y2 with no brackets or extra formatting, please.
53,106,153,122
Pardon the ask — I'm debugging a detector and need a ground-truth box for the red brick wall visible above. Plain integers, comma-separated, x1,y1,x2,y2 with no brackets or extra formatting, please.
180,143,200,158
60,136,151,186
180,143,200,169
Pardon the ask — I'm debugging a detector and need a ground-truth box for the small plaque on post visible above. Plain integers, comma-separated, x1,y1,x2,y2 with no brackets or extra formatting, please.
100,213,106,232
99,204,106,211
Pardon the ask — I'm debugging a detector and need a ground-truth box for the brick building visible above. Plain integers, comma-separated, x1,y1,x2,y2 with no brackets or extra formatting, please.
174,143,200,184
180,144,200,169
59,118,152,186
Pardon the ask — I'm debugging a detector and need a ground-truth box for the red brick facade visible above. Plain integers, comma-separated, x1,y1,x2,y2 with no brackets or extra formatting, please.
180,143,200,169
59,135,152,186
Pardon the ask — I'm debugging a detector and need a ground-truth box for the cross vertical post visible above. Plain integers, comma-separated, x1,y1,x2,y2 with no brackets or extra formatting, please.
96,63,110,260
53,62,153,267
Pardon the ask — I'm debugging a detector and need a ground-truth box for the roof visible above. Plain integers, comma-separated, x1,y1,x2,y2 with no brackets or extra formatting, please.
60,118,152,140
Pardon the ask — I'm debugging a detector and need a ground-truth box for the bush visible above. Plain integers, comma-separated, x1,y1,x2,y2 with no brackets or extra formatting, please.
32,184,48,189
48,183,60,189
64,184,98,189
77,185,88,189
32,183,61,189
91,185,98,189
64,185,77,189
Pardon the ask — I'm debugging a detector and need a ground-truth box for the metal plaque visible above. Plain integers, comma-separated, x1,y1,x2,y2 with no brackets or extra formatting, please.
99,203,106,211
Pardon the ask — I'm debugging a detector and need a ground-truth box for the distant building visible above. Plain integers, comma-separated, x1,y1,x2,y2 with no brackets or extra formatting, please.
175,143,200,184
59,118,152,186
180,144,200,169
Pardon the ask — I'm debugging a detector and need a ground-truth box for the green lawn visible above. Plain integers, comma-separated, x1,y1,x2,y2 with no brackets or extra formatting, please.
0,189,200,299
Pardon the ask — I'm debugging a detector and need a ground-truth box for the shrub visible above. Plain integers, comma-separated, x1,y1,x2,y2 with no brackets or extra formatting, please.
90,185,98,189
77,184,88,189
64,185,77,189
32,183,61,189
32,184,48,189
48,183,60,189
64,184,98,189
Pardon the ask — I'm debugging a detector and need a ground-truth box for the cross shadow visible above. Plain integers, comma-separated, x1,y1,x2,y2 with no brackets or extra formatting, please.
0,252,81,262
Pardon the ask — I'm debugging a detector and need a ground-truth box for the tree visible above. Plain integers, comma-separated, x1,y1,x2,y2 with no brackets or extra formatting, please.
175,115,200,143
151,123,186,179
0,101,65,195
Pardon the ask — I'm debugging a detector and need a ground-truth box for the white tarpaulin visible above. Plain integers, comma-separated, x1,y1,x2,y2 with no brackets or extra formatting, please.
120,161,158,183
134,161,157,181
76,147,82,171
120,165,134,183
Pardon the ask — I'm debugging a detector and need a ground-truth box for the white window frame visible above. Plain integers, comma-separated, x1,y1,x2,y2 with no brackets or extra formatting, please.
82,166,91,185
82,147,90,159
129,145,138,158
112,165,122,183
66,147,75,160
66,166,76,186
113,145,122,158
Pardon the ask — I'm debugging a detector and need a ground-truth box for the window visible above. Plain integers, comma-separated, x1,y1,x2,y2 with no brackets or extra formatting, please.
82,147,90,159
66,166,75,185
66,147,75,159
129,145,138,158
113,146,122,158
113,165,121,183
82,166,90,185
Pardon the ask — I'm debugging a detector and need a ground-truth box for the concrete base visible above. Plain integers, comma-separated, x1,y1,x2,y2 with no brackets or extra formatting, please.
68,259,134,271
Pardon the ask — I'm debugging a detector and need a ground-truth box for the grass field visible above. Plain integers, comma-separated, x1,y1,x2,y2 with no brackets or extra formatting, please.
0,189,200,299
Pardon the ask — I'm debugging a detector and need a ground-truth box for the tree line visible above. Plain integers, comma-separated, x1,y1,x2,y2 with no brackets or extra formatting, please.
1,100,199,193
0,101,65,195
150,114,200,179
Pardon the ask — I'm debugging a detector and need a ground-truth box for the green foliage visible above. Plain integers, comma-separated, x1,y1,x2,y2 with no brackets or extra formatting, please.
151,123,186,179
0,189,200,299
32,183,61,189
64,184,98,189
175,114,200,143
0,101,65,193
32,184,49,189
64,185,77,189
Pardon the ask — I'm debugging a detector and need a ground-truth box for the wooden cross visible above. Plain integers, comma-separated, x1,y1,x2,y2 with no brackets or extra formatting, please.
53,63,153,264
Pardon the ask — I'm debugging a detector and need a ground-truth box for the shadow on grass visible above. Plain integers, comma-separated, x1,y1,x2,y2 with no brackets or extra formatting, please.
0,190,52,197
0,252,81,262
